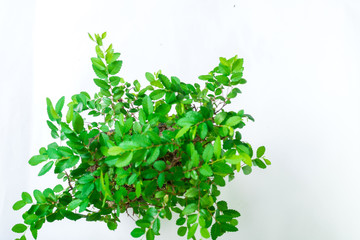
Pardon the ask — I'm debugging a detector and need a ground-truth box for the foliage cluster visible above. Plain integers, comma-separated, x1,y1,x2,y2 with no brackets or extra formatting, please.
12,33,270,240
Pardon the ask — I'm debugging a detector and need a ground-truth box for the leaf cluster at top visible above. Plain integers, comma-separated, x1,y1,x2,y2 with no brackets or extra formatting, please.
12,32,270,240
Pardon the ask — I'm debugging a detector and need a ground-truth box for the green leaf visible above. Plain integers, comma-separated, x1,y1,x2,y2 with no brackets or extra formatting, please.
199,122,208,139
242,165,252,175
72,112,84,133
115,152,133,168
108,146,124,156
153,218,160,235
225,116,242,127
21,192,32,204
93,78,110,90
199,164,213,177
12,200,26,210
187,223,198,239
107,221,118,231
155,103,171,116
142,95,153,116
96,45,104,58
28,155,47,166
38,161,54,176
12,224,27,233
55,96,65,114
175,125,191,139
225,153,251,166
66,105,73,123
46,120,58,132
146,229,155,240
200,227,211,238
177,226,187,237
198,75,213,80
254,158,267,169
46,97,59,120
53,184,64,193
153,161,166,171
108,60,123,75
256,146,266,158
145,72,155,82
68,199,82,211
185,188,198,198
158,74,171,89
157,172,165,188
214,136,221,159
202,144,214,163
214,112,227,125
149,89,166,100
264,158,271,165
91,57,106,70
33,190,46,203
182,203,197,215
131,228,145,238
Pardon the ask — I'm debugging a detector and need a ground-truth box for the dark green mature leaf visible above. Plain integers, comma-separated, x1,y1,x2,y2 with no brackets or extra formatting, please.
177,226,187,237
131,228,145,238
107,221,118,231
158,74,171,89
72,112,84,133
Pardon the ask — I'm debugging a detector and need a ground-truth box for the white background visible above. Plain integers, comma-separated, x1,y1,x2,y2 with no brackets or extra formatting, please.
1,0,360,239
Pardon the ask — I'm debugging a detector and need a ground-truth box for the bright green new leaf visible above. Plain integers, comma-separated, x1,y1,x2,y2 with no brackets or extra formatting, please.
214,112,227,125
108,146,123,156
94,78,110,90
199,164,213,177
108,60,123,75
33,190,46,203
46,97,59,120
175,125,191,139
115,152,133,168
149,89,166,100
202,144,214,163
28,155,47,166
142,95,153,116
12,200,26,211
214,136,221,159
38,161,54,176
225,116,242,127
182,203,197,215
256,146,266,158
12,224,27,233
21,192,32,204
55,96,65,114
200,227,211,238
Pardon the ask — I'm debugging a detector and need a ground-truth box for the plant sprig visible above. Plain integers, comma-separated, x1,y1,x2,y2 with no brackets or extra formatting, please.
11,32,270,240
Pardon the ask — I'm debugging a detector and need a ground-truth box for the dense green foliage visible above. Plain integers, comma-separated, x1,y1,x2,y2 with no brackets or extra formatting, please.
12,33,270,240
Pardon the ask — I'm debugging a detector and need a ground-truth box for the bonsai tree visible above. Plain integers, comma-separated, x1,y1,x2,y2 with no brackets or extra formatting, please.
11,32,270,240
